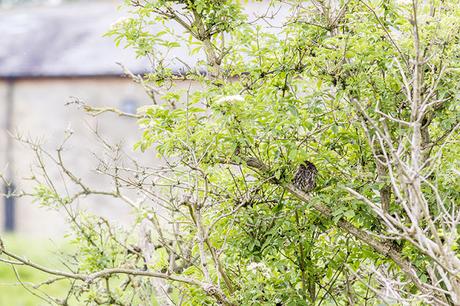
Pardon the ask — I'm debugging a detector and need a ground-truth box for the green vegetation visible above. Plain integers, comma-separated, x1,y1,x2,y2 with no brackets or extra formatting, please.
0,235,69,305
1,0,460,305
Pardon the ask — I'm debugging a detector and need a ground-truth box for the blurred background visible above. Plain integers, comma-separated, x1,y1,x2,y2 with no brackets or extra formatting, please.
0,1,153,303
0,0,154,237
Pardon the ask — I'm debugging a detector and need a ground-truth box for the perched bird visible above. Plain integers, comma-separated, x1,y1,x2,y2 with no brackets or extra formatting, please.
293,160,317,193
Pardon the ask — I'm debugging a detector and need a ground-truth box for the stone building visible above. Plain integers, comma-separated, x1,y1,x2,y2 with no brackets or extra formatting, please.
0,1,162,236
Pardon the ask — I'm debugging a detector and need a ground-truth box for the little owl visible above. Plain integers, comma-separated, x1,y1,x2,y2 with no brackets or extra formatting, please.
293,160,317,193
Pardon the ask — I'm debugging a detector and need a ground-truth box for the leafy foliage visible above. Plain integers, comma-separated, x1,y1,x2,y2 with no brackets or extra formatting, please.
2,0,460,305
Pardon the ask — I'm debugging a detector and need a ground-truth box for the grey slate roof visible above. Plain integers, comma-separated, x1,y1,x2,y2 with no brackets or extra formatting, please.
0,1,288,78
0,1,170,78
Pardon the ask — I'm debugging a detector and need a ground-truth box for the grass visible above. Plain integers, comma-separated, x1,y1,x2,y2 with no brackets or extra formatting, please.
0,234,165,305
0,234,71,306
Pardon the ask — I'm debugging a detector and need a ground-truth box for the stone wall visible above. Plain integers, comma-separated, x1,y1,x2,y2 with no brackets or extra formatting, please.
0,77,195,236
